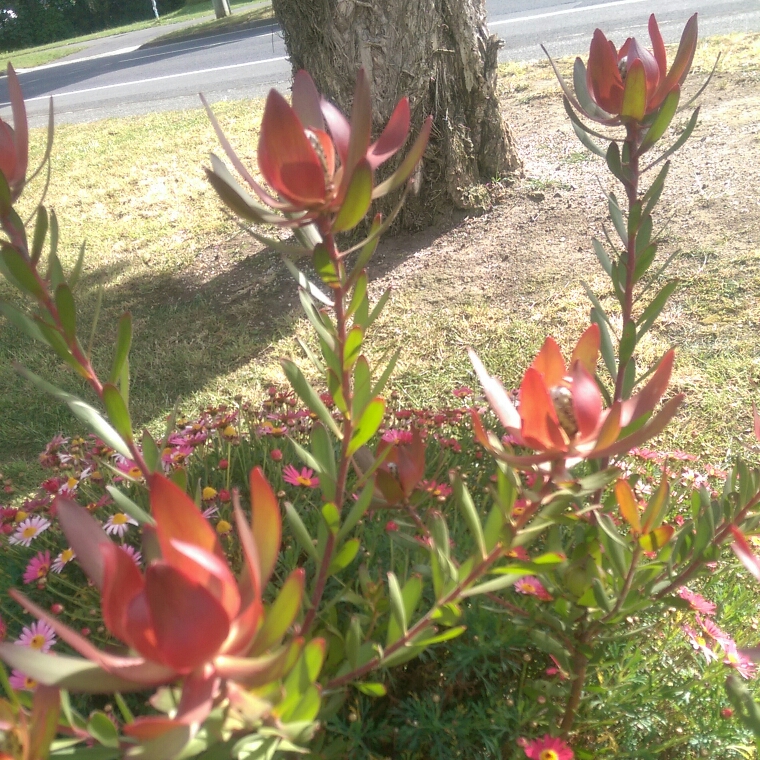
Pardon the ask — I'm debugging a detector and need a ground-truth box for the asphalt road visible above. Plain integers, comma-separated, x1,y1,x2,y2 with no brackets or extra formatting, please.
3,0,760,126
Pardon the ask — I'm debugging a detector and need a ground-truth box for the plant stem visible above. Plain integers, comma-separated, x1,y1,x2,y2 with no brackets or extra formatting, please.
560,627,591,735
613,124,641,404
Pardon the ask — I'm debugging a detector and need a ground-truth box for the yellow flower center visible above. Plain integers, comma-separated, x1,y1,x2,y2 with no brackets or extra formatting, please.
223,425,237,438
67,476,78,489
61,549,74,562
112,513,129,525
14,511,27,523
216,520,232,536
24,676,37,688
29,634,46,650
22,525,39,539
128,466,142,479
296,475,313,487
202,487,218,500
540,751,559,760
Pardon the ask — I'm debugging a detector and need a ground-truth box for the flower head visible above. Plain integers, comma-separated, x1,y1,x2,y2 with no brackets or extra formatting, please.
282,464,320,488
515,576,553,602
51,547,76,573
9,516,50,546
103,512,138,537
470,326,681,469
8,669,36,691
523,734,574,760
678,587,716,615
0,468,301,740
15,620,56,652
548,14,698,126
22,551,52,585
204,69,431,232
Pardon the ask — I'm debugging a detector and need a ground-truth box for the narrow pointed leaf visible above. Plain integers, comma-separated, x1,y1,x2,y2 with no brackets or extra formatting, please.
348,397,385,455
281,358,342,439
333,159,372,233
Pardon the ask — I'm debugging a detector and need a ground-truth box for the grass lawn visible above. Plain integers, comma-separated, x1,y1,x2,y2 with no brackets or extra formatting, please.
0,0,272,71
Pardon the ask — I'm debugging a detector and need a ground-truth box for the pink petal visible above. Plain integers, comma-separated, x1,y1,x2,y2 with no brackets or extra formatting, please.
587,29,624,114
367,97,410,169
291,70,324,131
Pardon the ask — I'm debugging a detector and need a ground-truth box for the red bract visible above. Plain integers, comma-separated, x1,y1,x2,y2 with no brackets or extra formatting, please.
374,427,426,506
0,468,304,736
469,325,683,468
0,64,28,202
203,69,432,231
548,14,698,125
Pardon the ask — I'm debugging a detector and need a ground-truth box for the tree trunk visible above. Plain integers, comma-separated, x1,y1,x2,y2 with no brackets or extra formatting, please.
271,0,521,226
211,0,231,19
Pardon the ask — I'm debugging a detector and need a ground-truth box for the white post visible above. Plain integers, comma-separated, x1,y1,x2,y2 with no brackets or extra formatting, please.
150,0,159,19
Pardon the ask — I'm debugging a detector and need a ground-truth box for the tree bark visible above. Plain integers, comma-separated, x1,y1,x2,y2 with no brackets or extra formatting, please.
211,0,231,19
271,0,521,226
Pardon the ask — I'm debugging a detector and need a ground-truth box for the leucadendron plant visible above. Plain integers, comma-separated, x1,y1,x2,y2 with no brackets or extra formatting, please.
0,12,758,759
452,12,760,752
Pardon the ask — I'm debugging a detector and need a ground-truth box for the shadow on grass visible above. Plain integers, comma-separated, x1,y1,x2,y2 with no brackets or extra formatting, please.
0,213,467,465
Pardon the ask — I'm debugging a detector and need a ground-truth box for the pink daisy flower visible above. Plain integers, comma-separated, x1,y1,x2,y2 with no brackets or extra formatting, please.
523,734,574,760
381,429,413,445
104,512,138,537
51,548,76,573
515,576,553,602
282,465,320,488
9,669,36,691
9,516,51,546
678,587,716,615
682,624,719,664
15,620,56,652
420,480,453,499
724,643,758,680
23,551,52,584
121,545,143,566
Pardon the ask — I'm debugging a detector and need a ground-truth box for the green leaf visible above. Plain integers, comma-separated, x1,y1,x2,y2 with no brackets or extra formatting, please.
591,239,612,276
310,423,337,502
633,243,658,283
47,251,65,293
31,206,48,266
642,161,670,217
141,428,160,473
354,682,386,697
387,571,407,636
105,485,153,525
313,243,340,287
343,326,364,370
366,287,391,330
348,397,385,455
254,569,304,653
346,215,382,289
608,193,628,246
372,346,401,398
591,577,613,612
461,572,530,597
452,473,486,559
285,502,318,562
281,256,333,307
635,215,653,256
337,482,373,543
281,358,342,439
68,241,87,290
54,284,77,342
628,202,642,240
17,366,132,459
636,280,678,338
333,159,373,232
109,312,132,384
644,107,700,173
0,300,45,342
386,575,424,645
619,319,636,365
352,355,372,421
329,538,360,575
640,88,681,153
102,383,133,445
298,288,337,353
321,502,341,535
413,625,467,647
347,273,368,322
372,116,431,198
87,711,120,748
1,245,44,297
590,308,617,382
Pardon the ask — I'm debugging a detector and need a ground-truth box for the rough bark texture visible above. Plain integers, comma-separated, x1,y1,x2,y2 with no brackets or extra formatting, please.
271,0,521,226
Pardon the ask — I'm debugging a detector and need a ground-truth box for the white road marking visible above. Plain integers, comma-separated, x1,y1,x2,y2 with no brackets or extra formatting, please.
0,55,287,107
489,0,648,27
